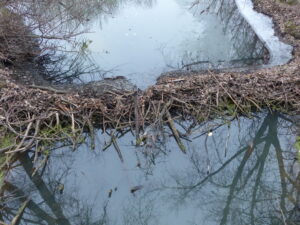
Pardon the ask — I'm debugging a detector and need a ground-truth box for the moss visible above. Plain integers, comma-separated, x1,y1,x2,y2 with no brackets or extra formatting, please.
285,21,300,39
37,125,71,149
37,124,85,151
295,136,300,163
0,155,6,190
0,7,11,17
0,171,3,191
216,100,238,117
197,115,206,123
279,0,299,5
0,132,16,149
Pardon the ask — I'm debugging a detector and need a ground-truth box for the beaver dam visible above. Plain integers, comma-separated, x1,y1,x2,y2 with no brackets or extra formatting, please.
0,0,300,224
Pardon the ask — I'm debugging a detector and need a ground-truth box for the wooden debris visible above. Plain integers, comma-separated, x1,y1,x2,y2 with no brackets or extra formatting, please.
10,199,30,225
166,111,187,154
130,185,143,194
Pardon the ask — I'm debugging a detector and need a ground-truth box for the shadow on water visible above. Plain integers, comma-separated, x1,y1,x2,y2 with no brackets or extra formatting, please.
1,112,299,225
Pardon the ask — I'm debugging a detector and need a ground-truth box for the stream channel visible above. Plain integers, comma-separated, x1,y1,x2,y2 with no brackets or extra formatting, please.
1,0,299,224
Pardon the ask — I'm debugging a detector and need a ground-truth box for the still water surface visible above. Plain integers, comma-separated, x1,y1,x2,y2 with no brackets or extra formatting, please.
78,0,267,87
2,112,300,224
1,0,298,224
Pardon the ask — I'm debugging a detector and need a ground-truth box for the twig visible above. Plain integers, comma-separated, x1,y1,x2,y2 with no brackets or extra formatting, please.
166,111,186,154
111,135,124,162
28,85,68,94
10,199,30,225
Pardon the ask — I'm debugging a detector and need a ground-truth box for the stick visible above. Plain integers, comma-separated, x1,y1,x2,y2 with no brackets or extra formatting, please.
10,199,30,225
87,118,95,150
112,135,124,162
166,111,186,154
28,85,68,94
134,88,140,145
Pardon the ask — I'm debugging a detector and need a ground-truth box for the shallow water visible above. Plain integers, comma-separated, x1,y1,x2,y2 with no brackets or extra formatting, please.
2,112,300,225
236,0,293,67
77,0,268,88
1,1,298,224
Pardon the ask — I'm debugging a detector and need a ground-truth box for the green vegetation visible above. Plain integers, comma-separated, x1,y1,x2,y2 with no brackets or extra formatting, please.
295,136,300,163
37,124,85,151
0,155,5,189
0,7,12,17
0,131,15,191
285,21,300,39
0,131,16,149
279,0,299,5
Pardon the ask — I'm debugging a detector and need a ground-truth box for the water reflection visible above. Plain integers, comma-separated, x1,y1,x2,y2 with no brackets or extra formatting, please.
177,0,268,70
1,112,299,224
79,0,268,86
5,0,268,86
163,113,300,225
4,0,158,84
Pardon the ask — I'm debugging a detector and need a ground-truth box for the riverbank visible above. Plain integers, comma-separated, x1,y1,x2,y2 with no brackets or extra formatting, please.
0,0,300,154
254,0,300,58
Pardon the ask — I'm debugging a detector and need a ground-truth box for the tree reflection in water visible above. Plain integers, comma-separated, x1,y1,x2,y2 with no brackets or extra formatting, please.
0,112,299,225
3,0,158,83
168,0,268,70
159,113,299,225
3,0,269,84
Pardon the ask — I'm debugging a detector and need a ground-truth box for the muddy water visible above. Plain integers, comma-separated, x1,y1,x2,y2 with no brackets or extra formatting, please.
78,0,268,87
2,112,300,225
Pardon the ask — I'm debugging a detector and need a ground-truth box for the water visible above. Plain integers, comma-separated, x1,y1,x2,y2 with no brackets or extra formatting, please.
236,0,293,66
2,112,300,224
76,0,269,88
5,0,292,86
1,1,298,224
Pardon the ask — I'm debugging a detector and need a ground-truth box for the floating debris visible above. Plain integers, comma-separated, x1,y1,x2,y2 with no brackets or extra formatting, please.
57,183,64,194
130,185,143,194
108,189,113,198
